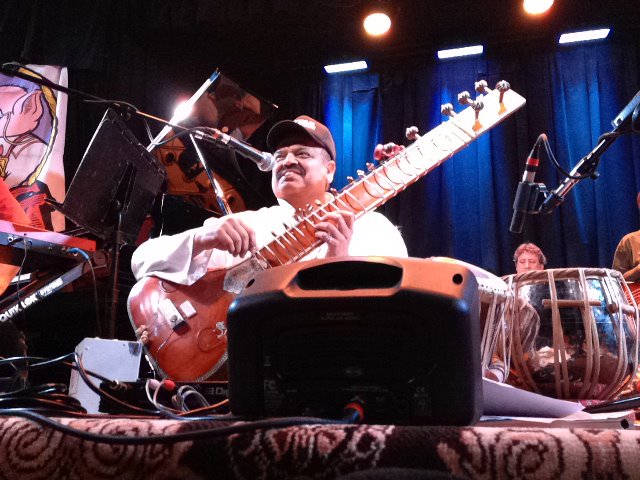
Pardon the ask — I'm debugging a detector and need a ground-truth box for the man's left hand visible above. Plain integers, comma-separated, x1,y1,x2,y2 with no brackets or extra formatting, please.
314,210,355,257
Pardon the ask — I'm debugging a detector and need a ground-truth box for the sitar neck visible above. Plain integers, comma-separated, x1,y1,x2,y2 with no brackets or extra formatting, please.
247,82,526,271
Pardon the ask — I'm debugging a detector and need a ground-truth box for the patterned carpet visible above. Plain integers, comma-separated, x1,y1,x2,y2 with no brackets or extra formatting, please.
1,415,639,479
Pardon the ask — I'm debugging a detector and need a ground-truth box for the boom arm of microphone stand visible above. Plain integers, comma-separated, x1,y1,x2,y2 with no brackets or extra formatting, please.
538,131,620,214
0,62,185,133
1,63,105,102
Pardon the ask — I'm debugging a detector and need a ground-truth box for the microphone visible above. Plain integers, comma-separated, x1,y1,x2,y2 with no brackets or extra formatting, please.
194,127,275,172
509,134,545,233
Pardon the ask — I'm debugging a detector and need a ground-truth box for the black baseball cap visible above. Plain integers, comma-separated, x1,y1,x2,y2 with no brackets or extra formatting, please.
267,115,337,160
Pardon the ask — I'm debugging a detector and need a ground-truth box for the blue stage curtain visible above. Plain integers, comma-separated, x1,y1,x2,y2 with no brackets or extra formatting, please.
321,41,640,276
322,73,382,190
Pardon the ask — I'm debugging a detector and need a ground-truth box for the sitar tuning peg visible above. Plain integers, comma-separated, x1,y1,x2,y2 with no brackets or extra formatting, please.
405,126,421,141
457,91,483,111
373,143,398,162
441,103,457,118
495,80,511,104
457,91,472,105
346,176,355,183
366,162,375,172
357,170,366,178
457,90,484,127
475,80,490,95
495,80,511,92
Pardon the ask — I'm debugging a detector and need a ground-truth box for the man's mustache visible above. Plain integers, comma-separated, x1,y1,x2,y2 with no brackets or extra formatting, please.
276,165,305,180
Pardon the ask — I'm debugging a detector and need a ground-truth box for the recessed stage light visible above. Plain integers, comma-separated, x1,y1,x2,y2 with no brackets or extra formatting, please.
558,28,611,44
324,61,368,74
437,45,484,60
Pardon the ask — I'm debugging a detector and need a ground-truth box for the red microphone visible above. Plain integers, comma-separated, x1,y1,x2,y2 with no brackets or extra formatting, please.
521,133,546,183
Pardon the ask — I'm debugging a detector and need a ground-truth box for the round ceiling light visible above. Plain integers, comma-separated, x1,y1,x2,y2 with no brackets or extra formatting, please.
363,12,391,36
523,0,554,15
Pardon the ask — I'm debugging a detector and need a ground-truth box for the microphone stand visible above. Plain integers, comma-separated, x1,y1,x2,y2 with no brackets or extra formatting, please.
510,88,640,230
517,135,615,223
0,63,198,338
537,133,617,214
188,133,232,215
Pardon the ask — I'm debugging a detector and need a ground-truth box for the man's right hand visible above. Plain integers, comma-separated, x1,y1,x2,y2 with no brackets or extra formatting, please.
193,215,257,258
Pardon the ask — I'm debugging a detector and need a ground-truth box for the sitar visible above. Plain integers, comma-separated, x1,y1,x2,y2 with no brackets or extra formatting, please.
127,80,527,381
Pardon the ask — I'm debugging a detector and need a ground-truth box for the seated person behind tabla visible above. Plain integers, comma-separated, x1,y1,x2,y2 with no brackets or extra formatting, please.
501,242,547,386
513,242,546,274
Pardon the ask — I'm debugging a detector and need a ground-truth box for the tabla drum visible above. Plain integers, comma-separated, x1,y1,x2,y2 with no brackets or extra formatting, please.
503,268,639,400
431,257,513,382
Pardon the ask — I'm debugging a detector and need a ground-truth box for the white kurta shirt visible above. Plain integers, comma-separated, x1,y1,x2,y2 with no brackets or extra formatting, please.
131,200,408,285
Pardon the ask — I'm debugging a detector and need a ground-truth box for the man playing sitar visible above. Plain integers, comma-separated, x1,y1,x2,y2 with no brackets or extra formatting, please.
130,115,407,380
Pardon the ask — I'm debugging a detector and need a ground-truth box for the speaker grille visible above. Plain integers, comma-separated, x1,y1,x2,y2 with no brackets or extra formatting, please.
277,326,413,381
270,312,431,384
